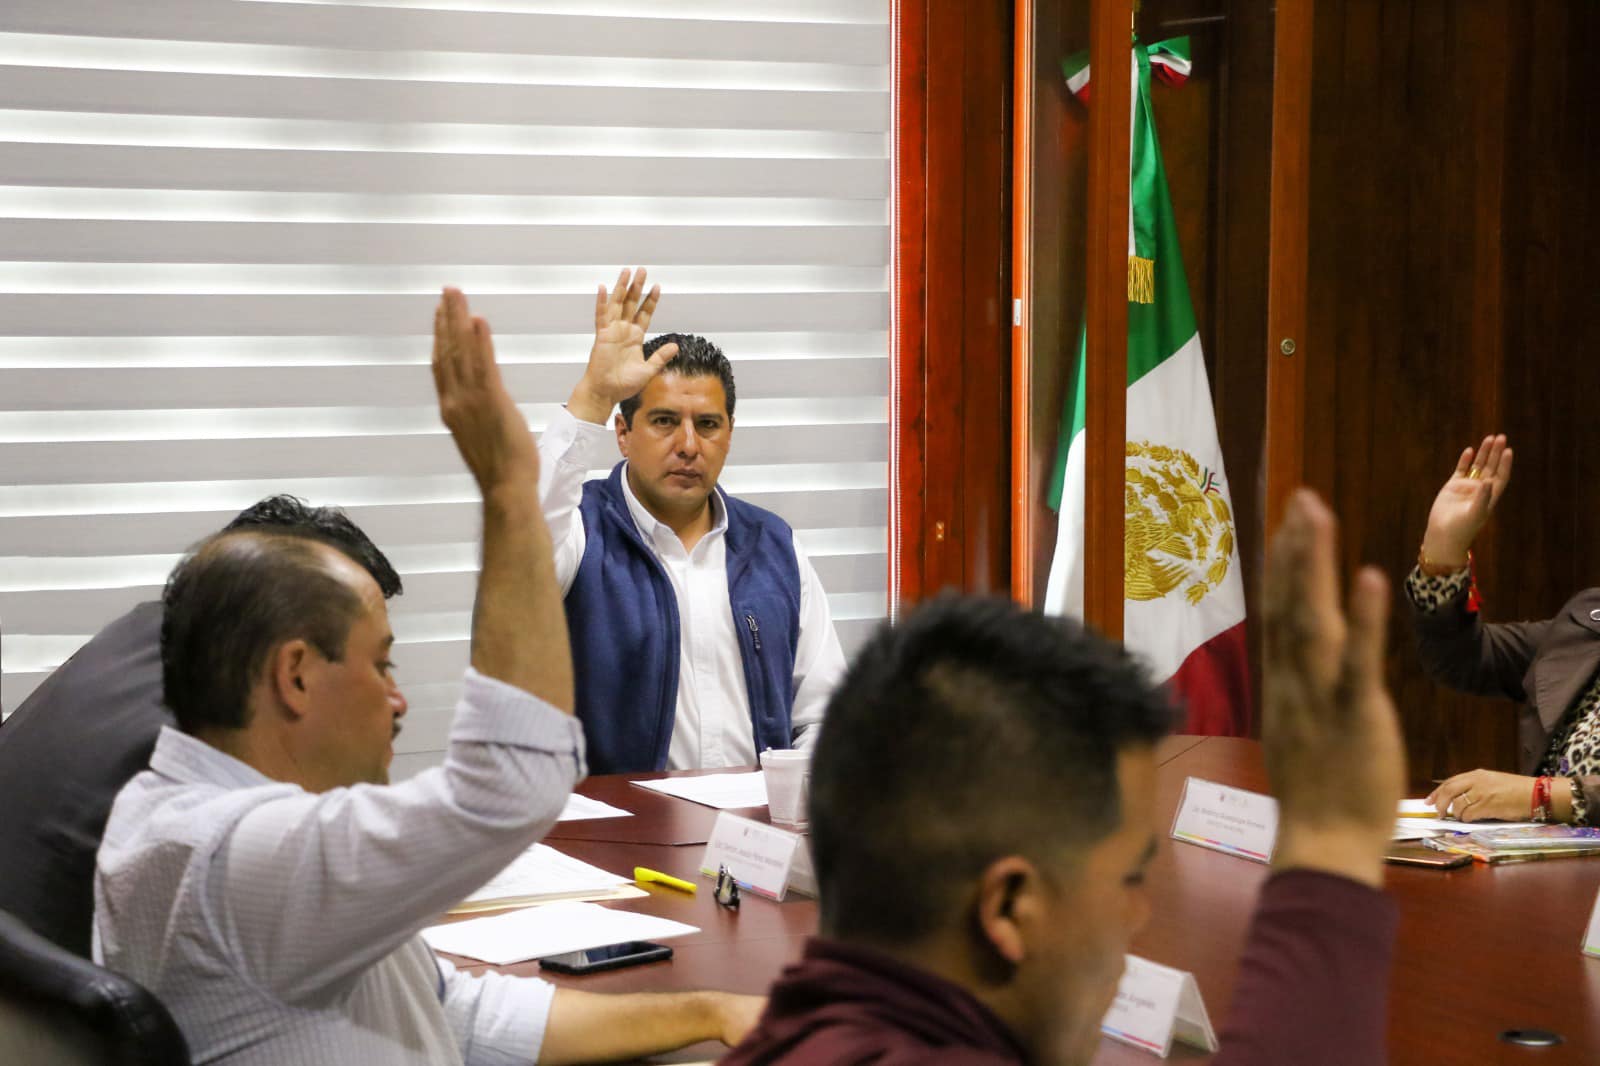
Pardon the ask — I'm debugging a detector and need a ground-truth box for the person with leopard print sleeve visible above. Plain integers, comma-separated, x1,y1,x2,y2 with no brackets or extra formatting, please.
1407,433,1600,825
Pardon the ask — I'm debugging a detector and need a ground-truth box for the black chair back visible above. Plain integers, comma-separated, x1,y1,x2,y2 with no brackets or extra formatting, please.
0,909,190,1066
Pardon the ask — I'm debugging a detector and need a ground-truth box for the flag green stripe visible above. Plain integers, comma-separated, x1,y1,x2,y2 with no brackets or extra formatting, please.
1047,43,1197,512
1129,44,1197,375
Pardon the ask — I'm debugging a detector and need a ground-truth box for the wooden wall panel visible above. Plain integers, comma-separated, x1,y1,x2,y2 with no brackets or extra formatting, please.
893,0,1013,604
1304,0,1600,781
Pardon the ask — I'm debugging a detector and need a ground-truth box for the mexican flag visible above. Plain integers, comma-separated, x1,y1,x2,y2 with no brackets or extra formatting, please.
1045,38,1251,736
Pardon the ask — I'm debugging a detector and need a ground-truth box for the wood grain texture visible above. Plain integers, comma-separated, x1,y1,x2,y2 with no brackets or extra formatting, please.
1083,0,1135,639
1302,0,1600,781
1020,0,1089,607
893,0,1013,604
1263,0,1313,537
1011,0,1036,603
890,0,929,610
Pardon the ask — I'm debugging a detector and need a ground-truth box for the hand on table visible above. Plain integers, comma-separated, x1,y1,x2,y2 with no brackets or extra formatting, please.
567,267,681,424
1264,489,1407,888
1420,433,1512,569
1427,769,1536,822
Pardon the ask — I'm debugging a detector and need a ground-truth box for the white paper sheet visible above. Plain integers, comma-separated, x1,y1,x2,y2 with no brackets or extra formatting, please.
559,794,634,822
461,844,629,906
424,901,700,965
1393,816,1542,840
632,772,768,810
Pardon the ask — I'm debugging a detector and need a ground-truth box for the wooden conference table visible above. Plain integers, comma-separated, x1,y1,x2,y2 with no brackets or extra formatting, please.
441,736,1600,1064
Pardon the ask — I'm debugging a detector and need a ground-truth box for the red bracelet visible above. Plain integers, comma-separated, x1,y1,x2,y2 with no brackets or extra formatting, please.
1532,776,1553,821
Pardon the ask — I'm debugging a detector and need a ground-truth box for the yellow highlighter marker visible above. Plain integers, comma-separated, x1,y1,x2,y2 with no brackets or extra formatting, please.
635,867,697,894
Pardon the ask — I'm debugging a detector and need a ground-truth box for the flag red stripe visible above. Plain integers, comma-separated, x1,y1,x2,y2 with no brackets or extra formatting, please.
1165,621,1252,737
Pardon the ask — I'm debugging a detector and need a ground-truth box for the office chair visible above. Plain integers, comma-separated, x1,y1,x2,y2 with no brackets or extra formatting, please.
0,909,190,1066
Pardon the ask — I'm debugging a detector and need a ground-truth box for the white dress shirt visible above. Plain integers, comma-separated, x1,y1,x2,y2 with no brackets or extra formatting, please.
539,405,846,769
94,668,585,1066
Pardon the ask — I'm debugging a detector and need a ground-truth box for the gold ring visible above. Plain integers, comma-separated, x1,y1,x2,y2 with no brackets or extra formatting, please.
1467,467,1480,479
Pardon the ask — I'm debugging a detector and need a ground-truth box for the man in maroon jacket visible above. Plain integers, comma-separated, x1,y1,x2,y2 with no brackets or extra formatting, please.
723,489,1404,1066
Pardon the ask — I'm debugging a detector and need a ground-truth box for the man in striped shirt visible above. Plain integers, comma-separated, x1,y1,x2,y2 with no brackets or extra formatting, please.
93,289,760,1065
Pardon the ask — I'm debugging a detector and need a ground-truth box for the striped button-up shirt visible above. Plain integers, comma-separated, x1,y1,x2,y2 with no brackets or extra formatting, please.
94,668,585,1066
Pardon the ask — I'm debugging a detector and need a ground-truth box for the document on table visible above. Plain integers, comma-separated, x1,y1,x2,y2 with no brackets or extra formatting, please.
424,900,700,966
1394,799,1542,839
632,771,768,810
449,844,636,915
559,794,633,821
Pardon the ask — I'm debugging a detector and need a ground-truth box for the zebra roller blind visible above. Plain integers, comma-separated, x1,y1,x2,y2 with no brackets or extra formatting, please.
0,0,890,775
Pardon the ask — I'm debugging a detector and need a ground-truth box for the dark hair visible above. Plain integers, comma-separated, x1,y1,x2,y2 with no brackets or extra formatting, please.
161,496,402,734
810,595,1175,946
617,333,736,428
222,495,402,598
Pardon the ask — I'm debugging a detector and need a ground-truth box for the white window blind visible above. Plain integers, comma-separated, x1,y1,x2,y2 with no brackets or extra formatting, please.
0,0,891,776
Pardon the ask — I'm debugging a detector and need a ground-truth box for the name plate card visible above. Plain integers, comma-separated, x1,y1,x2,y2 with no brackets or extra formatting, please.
1584,888,1600,958
698,812,814,902
1100,954,1219,1058
1170,777,1279,863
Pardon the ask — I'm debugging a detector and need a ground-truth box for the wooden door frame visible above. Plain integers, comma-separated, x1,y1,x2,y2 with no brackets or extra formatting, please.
891,0,1014,607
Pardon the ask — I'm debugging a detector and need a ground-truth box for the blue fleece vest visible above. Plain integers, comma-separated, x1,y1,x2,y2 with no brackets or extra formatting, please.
565,463,802,773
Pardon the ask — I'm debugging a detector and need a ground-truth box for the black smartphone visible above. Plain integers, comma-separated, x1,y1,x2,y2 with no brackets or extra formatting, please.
539,941,673,975
1383,842,1471,869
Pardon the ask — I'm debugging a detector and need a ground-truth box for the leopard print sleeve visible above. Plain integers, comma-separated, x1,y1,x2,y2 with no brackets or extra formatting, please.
1404,565,1470,613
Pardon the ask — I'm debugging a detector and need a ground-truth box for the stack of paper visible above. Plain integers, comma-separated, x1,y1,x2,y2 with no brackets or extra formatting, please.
1469,825,1600,852
424,901,700,965
451,844,638,914
559,794,633,822
1392,798,1540,840
632,772,768,809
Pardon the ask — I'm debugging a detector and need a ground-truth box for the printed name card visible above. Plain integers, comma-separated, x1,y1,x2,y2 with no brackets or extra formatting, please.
1100,954,1219,1058
1170,777,1279,863
1584,888,1600,958
698,812,814,902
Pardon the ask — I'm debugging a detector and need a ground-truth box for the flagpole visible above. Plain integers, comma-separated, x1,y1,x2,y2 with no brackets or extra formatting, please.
1083,0,1134,639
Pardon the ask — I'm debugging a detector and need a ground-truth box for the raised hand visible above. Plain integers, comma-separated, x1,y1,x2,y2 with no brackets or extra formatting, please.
567,267,681,424
1264,489,1406,888
1420,434,1512,569
432,287,539,494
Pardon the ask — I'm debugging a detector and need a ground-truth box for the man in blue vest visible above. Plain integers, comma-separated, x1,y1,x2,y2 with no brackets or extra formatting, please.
538,268,846,773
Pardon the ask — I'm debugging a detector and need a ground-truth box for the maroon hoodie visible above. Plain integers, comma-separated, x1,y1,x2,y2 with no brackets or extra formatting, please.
720,938,1028,1065
721,870,1396,1066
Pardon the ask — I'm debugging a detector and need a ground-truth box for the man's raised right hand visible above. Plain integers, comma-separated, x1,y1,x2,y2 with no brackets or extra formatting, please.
432,287,540,496
566,267,681,424
1263,489,1406,889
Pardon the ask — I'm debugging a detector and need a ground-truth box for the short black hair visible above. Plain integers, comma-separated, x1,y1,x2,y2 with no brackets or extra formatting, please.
222,495,402,598
810,595,1175,946
161,496,402,734
617,333,736,428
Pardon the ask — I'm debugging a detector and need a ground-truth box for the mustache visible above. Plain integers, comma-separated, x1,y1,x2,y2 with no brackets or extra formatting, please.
392,720,404,741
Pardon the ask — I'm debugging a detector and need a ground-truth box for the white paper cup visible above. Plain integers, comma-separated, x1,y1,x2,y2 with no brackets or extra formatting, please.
760,749,812,829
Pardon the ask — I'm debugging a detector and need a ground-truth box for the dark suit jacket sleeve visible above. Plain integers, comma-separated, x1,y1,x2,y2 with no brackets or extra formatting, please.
1412,579,1550,702
1216,870,1398,1066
